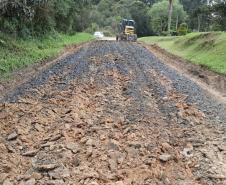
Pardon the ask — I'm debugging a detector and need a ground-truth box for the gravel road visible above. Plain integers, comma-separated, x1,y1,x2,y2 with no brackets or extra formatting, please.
0,41,226,185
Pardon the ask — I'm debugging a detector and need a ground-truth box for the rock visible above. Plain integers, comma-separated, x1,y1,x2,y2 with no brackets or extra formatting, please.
66,142,79,153
7,132,18,141
17,175,31,181
80,137,88,144
19,178,36,185
161,143,172,152
72,157,80,167
48,166,70,179
83,170,99,179
49,133,62,142
86,139,96,146
0,173,8,183
144,157,155,166
108,151,126,164
159,154,172,162
162,97,168,101
128,142,142,149
87,182,99,185
182,148,193,158
1,165,11,173
34,124,43,132
3,179,14,185
108,159,117,172
115,181,124,185
100,135,106,141
0,84,4,91
86,147,93,158
31,172,42,180
33,163,59,172
126,147,139,158
107,140,119,150
40,142,55,148
218,145,226,152
45,180,64,185
22,149,39,157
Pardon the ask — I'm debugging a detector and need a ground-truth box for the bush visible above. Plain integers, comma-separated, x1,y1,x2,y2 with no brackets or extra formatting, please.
171,31,178,36
103,31,113,37
85,23,99,34
178,23,188,35
161,31,170,36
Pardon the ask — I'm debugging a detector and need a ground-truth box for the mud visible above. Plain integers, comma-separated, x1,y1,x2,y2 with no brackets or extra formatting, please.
0,41,226,185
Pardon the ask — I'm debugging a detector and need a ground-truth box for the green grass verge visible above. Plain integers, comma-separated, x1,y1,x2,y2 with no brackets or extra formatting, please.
139,32,226,75
0,32,93,78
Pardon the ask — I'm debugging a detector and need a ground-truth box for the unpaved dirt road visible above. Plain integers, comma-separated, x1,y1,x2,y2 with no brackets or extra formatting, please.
1,41,226,185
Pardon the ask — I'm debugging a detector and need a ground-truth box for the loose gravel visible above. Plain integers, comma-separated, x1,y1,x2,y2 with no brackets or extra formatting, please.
0,41,225,185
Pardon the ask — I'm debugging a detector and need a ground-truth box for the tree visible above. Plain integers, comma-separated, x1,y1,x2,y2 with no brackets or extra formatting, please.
149,0,187,35
168,0,173,32
211,1,226,31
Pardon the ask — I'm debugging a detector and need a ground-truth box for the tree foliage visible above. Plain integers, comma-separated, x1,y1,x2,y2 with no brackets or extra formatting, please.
0,0,226,37
149,0,187,35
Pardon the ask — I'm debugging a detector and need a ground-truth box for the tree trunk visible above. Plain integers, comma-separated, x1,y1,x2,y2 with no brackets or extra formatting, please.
168,0,173,33
198,15,201,32
176,14,179,31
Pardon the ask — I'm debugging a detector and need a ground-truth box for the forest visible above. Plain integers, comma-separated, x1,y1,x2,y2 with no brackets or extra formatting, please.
0,0,226,37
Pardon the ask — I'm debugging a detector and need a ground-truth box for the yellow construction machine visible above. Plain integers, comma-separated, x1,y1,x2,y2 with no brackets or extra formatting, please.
116,19,137,42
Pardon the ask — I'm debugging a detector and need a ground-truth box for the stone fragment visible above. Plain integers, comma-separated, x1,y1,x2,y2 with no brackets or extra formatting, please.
107,140,119,150
161,143,172,152
0,173,8,183
7,132,18,141
72,157,80,167
66,142,79,153
182,148,193,158
86,147,93,158
162,96,168,101
33,163,59,172
48,166,70,179
0,84,4,91
22,149,39,157
83,170,99,179
88,182,99,185
45,180,64,185
115,181,124,185
16,175,31,181
19,178,36,185
108,159,117,172
3,179,14,185
5,143,16,153
159,154,172,162
218,145,226,151
128,142,142,149
126,147,139,157
50,133,62,141
86,139,96,146
31,172,42,180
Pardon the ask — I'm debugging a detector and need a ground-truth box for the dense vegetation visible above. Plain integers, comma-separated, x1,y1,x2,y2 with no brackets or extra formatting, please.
140,32,226,74
1,0,226,37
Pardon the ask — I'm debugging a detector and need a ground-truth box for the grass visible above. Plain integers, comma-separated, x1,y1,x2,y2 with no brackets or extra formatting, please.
139,32,226,75
0,32,93,78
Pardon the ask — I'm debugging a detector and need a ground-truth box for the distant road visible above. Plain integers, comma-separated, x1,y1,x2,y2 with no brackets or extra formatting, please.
101,37,116,41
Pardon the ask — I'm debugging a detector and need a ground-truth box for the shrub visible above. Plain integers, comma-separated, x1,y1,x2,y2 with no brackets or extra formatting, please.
171,31,178,36
161,31,170,36
178,23,188,35
85,23,99,34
